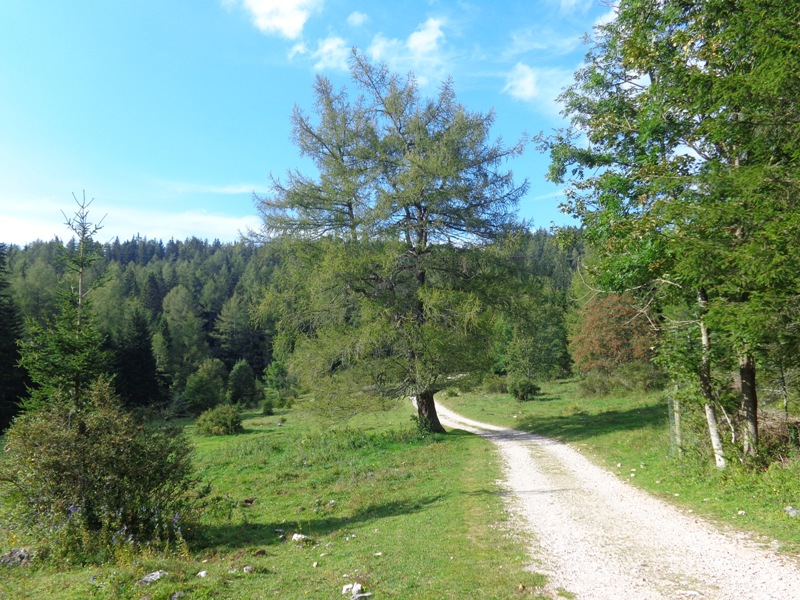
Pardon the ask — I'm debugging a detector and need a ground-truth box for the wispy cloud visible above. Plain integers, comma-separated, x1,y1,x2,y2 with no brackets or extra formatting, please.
0,195,261,245
311,36,350,71
165,182,262,195
228,0,322,39
505,28,581,58
594,7,617,28
502,63,574,117
347,11,368,27
367,18,448,85
558,0,592,15
110,207,261,242
503,63,538,101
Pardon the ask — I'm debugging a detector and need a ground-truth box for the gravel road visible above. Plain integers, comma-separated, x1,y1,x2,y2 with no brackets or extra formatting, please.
435,402,800,600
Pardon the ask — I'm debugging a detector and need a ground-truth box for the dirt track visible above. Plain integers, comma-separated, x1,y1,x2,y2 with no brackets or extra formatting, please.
436,402,800,600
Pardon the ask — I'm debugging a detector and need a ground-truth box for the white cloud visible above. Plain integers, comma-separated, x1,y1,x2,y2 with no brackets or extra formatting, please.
289,42,308,59
165,182,261,195
368,34,403,63
502,64,575,118
311,36,349,71
407,18,444,56
347,11,368,27
0,194,261,245
558,0,592,15
367,18,448,86
109,207,261,243
232,0,322,39
503,63,538,101
594,7,617,28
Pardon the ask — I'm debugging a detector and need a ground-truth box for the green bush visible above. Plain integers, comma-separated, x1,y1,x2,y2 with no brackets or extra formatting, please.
507,375,541,402
227,360,259,407
480,374,508,395
182,358,227,415
262,398,275,416
0,378,196,564
196,404,243,436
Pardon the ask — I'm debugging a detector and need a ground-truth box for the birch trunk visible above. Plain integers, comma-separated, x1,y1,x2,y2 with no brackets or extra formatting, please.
698,289,726,469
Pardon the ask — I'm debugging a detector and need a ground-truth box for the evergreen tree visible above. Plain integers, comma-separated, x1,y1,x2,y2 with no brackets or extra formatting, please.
227,359,259,406
17,198,110,411
111,300,163,407
0,243,26,431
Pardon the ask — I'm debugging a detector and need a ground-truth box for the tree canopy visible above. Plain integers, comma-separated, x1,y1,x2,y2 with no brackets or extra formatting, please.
537,0,800,465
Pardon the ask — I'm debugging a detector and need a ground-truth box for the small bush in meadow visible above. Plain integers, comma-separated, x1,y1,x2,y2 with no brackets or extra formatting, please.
182,359,228,415
507,375,541,402
196,404,243,436
262,398,275,416
0,378,196,564
480,375,508,395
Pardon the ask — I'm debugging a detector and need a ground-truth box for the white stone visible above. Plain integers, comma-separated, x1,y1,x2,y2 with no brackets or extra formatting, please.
138,570,168,585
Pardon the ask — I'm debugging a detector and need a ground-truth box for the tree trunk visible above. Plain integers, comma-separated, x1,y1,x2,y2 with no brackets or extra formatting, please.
416,390,446,434
738,353,758,456
668,386,683,457
697,289,726,468
704,402,727,469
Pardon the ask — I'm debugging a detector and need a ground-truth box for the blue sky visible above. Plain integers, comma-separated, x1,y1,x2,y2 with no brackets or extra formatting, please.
0,0,613,246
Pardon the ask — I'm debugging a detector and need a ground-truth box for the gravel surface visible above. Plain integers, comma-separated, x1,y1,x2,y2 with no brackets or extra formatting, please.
435,402,800,600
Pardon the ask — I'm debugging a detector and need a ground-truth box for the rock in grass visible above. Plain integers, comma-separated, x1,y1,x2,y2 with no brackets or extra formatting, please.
342,582,372,598
292,533,309,543
785,506,800,518
0,548,32,567
137,570,168,585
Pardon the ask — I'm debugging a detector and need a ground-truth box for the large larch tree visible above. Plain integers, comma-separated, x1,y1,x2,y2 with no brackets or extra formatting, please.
256,52,527,432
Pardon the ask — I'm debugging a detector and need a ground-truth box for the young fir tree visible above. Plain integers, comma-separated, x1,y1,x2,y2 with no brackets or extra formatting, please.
17,195,110,411
256,52,527,432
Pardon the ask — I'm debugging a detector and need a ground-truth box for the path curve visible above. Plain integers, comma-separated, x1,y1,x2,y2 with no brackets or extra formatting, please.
435,401,800,600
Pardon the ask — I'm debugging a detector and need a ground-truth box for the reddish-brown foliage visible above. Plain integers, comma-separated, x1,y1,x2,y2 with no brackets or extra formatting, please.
569,292,656,373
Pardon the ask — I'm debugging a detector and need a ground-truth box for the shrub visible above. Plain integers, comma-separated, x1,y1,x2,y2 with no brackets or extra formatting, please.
182,358,227,415
480,374,508,395
507,374,541,402
0,378,196,564
227,360,259,407
196,404,243,436
262,398,275,416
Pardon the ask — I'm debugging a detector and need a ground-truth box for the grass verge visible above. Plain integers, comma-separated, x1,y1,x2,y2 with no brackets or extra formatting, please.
0,401,549,599
439,380,800,555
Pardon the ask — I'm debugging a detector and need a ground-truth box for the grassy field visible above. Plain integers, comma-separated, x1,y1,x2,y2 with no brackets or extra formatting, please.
0,401,550,599
440,380,800,555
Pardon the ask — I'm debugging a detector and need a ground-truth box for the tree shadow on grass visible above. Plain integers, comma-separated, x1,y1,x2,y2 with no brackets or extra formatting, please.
515,401,668,443
191,495,444,551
